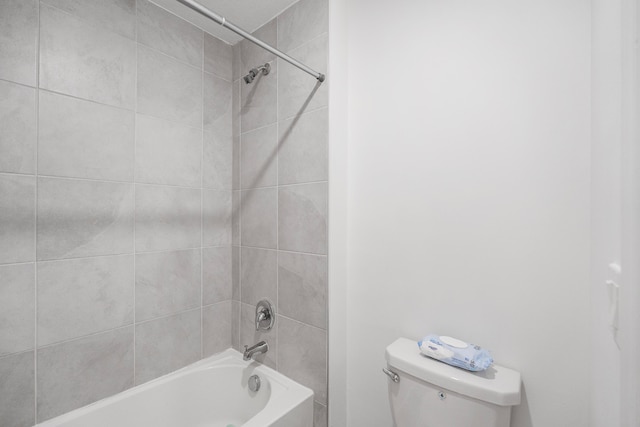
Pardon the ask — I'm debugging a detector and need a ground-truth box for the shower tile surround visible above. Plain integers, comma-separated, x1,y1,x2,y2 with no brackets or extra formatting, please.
234,0,329,423
0,0,328,425
0,0,234,424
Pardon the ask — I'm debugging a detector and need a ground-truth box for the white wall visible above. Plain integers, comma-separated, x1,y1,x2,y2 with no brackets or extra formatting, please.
328,0,349,424
343,1,591,426
619,0,640,424
590,0,622,425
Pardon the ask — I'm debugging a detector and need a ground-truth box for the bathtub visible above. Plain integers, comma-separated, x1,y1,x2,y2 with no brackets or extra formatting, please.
36,348,314,427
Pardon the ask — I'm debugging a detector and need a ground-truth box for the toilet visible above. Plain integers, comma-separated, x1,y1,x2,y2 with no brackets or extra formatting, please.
385,338,521,427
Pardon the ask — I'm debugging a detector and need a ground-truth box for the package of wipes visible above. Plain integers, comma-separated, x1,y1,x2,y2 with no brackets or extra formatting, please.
418,335,493,372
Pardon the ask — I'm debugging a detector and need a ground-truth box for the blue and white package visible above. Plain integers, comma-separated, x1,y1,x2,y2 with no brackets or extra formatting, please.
417,335,493,372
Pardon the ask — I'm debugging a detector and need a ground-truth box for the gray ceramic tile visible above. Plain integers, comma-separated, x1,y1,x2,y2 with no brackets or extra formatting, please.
203,246,232,305
232,43,241,82
241,20,277,72
203,301,232,357
203,130,233,190
37,327,134,422
0,0,37,86
241,124,278,189
278,108,328,185
204,33,233,81
204,73,232,137
232,136,241,190
278,183,327,254
136,249,200,322
277,316,327,404
0,174,35,264
135,184,201,252
39,91,135,181
277,0,328,52
232,246,240,300
37,255,134,346
39,5,136,109
231,300,240,351
239,20,277,132
278,252,327,330
314,402,328,427
232,190,241,245
37,178,134,260
203,190,232,246
137,45,202,127
41,0,135,39
240,303,276,369
240,61,277,133
0,80,35,174
241,188,277,249
135,114,202,188
0,351,35,427
137,0,203,67
0,264,34,356
135,309,200,384
232,79,240,141
240,247,277,307
278,35,328,120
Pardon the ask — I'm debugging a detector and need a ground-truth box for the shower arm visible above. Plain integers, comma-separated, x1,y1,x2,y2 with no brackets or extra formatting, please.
174,0,326,82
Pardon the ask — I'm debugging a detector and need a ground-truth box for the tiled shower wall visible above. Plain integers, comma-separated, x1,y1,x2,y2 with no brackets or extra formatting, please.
0,0,235,425
231,0,329,425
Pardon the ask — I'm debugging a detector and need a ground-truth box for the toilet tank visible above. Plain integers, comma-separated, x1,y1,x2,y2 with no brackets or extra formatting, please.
385,338,521,427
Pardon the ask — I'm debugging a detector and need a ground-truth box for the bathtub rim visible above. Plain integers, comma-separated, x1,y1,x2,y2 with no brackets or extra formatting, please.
34,347,314,427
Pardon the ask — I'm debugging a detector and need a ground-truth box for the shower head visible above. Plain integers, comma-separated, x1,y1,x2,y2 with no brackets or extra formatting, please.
243,63,271,84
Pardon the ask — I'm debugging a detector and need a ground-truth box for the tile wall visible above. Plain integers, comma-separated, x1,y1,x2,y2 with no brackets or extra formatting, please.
0,0,235,424
231,0,329,425
1,0,328,425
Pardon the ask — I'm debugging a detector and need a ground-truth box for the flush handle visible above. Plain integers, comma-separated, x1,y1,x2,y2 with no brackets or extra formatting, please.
382,367,400,383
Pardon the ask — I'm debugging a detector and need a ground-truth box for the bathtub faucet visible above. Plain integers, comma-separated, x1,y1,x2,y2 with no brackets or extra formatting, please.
243,341,269,361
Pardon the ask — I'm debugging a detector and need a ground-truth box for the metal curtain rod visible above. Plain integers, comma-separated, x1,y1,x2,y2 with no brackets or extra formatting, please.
175,0,326,82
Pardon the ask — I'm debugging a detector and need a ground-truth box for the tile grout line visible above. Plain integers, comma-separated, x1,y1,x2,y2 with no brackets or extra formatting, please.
278,104,328,127
203,68,234,84
35,323,136,352
239,245,327,258
28,81,215,134
275,16,280,373
34,0,41,422
34,85,136,114
19,172,206,190
237,76,243,350
42,0,212,77
237,302,327,334
237,179,329,192
202,299,234,310
0,245,238,268
282,30,329,61
0,76,37,90
200,29,205,361
137,41,203,74
32,304,204,355
133,0,139,387
234,104,327,135
26,302,230,358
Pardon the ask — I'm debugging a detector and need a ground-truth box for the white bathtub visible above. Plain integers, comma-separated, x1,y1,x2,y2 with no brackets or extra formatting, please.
36,349,314,427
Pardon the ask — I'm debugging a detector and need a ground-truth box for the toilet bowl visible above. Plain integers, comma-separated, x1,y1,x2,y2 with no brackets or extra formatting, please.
385,338,521,427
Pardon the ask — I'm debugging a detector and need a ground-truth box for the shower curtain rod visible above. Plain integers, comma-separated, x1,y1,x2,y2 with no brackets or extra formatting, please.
175,0,326,82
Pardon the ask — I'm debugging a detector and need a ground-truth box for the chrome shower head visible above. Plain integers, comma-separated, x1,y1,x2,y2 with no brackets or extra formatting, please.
243,63,271,84
243,71,256,84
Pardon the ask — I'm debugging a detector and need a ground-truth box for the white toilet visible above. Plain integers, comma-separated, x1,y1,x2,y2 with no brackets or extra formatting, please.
385,338,521,427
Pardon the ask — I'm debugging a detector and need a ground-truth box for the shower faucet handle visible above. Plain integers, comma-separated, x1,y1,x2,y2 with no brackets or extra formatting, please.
255,299,275,331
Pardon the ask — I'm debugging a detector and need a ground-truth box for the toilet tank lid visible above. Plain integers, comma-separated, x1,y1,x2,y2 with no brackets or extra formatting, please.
385,338,521,406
